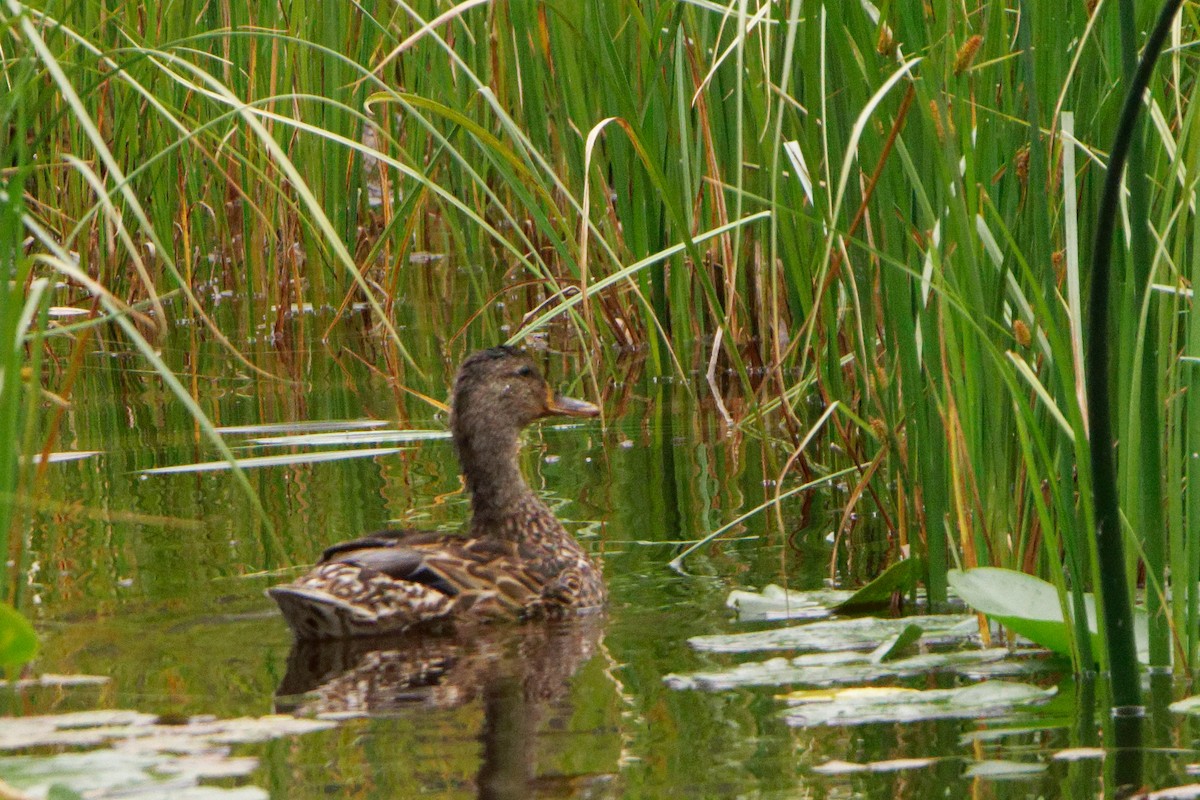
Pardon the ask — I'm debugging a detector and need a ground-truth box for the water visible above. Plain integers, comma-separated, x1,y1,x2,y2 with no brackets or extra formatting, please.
6,308,1200,799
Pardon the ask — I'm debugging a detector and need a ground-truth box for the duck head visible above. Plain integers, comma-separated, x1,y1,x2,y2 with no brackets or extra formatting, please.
450,346,599,516
451,346,598,433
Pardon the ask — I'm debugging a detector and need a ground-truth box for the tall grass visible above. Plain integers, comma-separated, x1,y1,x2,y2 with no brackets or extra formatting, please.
0,48,42,669
5,0,1200,675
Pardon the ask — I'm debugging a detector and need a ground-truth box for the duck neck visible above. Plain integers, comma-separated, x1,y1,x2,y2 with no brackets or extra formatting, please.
456,424,536,528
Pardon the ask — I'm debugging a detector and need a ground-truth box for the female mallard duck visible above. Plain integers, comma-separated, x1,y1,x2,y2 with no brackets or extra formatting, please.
268,346,606,639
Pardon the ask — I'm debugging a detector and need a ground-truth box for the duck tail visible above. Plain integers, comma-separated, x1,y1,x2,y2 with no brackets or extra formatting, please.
267,585,373,640
267,561,457,640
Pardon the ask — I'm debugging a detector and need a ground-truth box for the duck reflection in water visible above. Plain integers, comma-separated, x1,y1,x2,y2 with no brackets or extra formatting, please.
275,617,615,799
269,347,614,797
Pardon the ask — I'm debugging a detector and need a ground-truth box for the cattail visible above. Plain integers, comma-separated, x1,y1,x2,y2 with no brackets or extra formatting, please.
929,100,946,141
876,24,897,57
954,35,983,76
1013,319,1032,348
1015,146,1030,186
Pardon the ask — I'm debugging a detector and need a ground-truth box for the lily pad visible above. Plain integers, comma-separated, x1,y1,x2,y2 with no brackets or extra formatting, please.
687,614,978,654
779,680,1056,727
665,647,1051,691
725,585,852,622
0,750,267,799
947,568,1149,663
0,710,333,799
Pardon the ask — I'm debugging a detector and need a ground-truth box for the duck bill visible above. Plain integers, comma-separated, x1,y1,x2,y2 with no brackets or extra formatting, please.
545,392,600,418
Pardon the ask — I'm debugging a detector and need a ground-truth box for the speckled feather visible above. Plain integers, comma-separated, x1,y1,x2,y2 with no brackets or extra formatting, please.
268,347,605,640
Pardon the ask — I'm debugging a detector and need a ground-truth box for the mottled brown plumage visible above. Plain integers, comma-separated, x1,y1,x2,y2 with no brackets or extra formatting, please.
268,346,605,640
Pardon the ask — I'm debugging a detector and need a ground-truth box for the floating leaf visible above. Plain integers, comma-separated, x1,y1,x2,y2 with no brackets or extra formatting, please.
688,614,977,654
0,710,333,799
0,712,334,752
779,680,1056,727
0,749,270,798
665,647,1052,691
725,585,851,622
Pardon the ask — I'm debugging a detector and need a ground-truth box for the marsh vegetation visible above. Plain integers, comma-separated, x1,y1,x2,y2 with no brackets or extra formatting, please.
5,0,1200,796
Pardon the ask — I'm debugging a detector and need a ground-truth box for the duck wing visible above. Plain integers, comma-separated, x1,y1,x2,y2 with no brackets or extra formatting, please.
270,531,569,639
320,531,542,610
319,527,424,562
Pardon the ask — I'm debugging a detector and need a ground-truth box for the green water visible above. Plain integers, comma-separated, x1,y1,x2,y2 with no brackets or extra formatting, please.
5,306,1200,798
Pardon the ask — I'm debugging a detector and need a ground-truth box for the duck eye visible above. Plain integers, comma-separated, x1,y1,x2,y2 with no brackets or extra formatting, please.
514,365,535,379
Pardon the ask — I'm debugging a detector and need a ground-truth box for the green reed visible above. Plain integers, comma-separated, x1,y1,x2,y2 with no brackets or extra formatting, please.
0,52,43,670
0,135,28,610
7,0,1200,673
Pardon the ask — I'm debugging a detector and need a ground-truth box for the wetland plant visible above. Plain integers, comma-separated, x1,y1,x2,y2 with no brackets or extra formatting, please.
4,0,1200,686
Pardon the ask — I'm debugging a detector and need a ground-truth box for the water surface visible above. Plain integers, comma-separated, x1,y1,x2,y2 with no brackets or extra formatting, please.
7,306,1200,799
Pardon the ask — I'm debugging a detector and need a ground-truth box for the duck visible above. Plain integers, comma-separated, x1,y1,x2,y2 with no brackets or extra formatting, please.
268,345,606,639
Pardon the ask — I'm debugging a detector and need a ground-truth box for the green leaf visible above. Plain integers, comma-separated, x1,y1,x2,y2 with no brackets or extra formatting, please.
834,558,923,612
947,568,1148,663
869,623,924,664
1168,695,1200,715
48,785,86,800
0,602,38,674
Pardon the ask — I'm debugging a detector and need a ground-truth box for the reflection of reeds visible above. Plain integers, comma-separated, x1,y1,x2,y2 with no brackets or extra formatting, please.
6,1,1200,672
